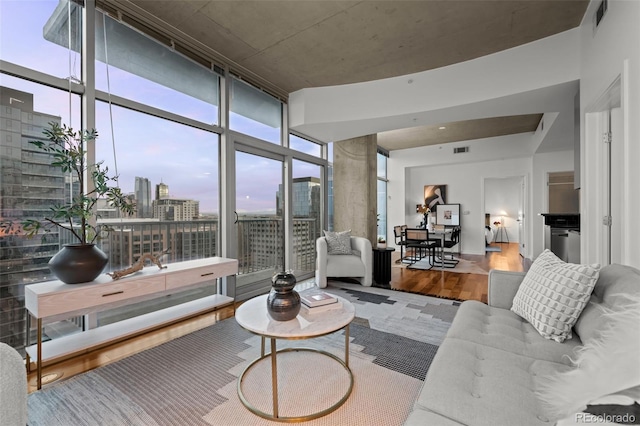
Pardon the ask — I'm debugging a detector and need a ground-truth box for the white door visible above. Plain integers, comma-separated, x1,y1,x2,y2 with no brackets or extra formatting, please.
610,107,623,264
518,177,526,257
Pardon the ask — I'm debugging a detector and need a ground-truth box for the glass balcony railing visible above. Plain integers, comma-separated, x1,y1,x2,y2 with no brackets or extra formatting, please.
0,215,320,355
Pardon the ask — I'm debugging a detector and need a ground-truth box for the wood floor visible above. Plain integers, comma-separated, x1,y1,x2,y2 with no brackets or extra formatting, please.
26,242,526,393
391,242,528,304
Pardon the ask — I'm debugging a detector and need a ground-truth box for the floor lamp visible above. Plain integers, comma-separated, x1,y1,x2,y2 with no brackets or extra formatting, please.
495,212,509,244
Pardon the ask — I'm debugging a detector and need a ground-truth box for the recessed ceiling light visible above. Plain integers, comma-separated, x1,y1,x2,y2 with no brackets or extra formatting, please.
439,126,446,130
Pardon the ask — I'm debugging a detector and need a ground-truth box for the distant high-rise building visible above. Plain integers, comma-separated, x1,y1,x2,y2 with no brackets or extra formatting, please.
0,86,63,351
153,198,199,221
277,177,321,217
135,176,152,218
156,181,169,200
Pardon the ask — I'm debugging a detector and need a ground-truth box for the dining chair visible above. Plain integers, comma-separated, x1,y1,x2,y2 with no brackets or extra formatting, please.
432,226,461,267
393,225,409,263
404,228,438,267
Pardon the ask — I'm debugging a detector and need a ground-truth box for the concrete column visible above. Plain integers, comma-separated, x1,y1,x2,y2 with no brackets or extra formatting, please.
333,134,377,245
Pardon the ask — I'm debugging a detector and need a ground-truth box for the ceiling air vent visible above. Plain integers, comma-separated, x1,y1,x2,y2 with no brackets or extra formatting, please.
453,146,469,154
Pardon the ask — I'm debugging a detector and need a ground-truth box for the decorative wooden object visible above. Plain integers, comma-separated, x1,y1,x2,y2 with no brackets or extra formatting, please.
108,252,168,280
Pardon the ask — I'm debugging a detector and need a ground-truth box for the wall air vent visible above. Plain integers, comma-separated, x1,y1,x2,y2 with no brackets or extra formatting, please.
453,146,469,154
594,0,608,31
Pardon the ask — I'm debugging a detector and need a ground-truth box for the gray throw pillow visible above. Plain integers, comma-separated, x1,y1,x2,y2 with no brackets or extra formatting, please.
323,230,352,255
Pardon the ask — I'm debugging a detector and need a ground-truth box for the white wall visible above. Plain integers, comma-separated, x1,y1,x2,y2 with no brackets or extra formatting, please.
580,0,640,268
485,177,522,244
387,129,575,258
388,133,535,256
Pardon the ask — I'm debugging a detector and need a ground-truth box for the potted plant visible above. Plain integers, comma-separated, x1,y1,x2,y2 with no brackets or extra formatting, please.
377,236,387,249
2,122,135,284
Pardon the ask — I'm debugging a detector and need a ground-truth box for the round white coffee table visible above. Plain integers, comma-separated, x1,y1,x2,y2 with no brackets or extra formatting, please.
235,293,355,422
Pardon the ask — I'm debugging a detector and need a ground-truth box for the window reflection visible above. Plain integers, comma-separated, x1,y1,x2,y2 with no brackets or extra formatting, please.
0,79,80,354
292,160,322,276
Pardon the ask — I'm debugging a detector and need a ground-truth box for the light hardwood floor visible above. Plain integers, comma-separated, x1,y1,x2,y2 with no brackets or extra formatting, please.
27,242,526,393
391,242,528,303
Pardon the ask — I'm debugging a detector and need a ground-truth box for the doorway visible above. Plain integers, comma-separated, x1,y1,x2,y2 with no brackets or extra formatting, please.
484,176,525,256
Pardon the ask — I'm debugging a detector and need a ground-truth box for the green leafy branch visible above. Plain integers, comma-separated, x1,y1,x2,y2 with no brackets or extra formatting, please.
1,122,135,244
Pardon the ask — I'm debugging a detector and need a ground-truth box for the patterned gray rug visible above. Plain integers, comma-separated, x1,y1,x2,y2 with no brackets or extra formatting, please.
27,282,459,426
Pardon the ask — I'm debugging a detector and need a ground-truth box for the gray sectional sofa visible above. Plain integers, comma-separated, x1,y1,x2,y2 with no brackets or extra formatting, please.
405,263,640,426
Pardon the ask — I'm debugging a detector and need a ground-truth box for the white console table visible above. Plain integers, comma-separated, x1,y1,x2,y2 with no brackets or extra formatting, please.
25,257,238,389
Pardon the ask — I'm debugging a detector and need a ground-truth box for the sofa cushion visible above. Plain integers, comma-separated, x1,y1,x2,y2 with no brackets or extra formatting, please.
511,249,600,343
415,338,571,426
536,291,640,420
575,264,640,342
323,230,352,255
446,301,581,364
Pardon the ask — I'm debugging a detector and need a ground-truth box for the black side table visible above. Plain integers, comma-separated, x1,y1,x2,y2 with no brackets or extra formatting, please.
372,247,395,289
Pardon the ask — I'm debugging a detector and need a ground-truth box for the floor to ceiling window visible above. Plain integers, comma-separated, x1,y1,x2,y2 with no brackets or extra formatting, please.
0,0,328,354
0,0,81,80
0,0,83,354
96,11,220,124
292,159,322,276
235,150,284,291
230,77,282,144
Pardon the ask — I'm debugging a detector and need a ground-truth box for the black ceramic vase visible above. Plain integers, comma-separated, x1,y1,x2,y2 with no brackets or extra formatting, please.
48,244,109,284
266,271,300,321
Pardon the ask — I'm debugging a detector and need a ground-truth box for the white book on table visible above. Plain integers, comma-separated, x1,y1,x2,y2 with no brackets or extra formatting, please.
300,300,343,314
298,287,338,307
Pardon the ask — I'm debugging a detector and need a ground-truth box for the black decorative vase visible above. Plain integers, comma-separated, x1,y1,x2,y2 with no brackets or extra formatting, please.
48,244,108,284
266,271,300,321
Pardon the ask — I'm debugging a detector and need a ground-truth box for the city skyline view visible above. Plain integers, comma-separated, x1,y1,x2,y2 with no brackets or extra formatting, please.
0,0,333,355
1,1,327,216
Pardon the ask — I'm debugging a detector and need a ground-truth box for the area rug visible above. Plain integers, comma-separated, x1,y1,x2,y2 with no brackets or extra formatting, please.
485,246,502,252
27,282,460,426
396,257,488,275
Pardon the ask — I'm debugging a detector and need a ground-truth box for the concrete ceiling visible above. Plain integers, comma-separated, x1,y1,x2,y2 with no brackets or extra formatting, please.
377,113,544,151
110,0,589,150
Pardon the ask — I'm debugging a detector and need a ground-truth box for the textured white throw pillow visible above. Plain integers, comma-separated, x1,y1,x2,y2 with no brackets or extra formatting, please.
323,230,352,255
511,249,600,342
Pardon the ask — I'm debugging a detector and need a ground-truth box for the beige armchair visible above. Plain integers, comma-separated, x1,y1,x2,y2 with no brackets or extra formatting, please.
315,236,372,288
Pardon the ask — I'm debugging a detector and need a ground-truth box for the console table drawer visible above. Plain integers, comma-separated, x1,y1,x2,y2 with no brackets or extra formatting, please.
37,277,166,318
166,263,236,290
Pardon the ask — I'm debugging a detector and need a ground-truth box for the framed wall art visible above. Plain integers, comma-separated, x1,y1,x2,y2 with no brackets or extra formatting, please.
424,185,447,211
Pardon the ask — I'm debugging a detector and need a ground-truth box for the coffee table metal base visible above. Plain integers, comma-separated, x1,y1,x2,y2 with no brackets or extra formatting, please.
237,330,353,423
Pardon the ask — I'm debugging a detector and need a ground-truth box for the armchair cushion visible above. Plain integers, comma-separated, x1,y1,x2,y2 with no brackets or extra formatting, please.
323,230,353,255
